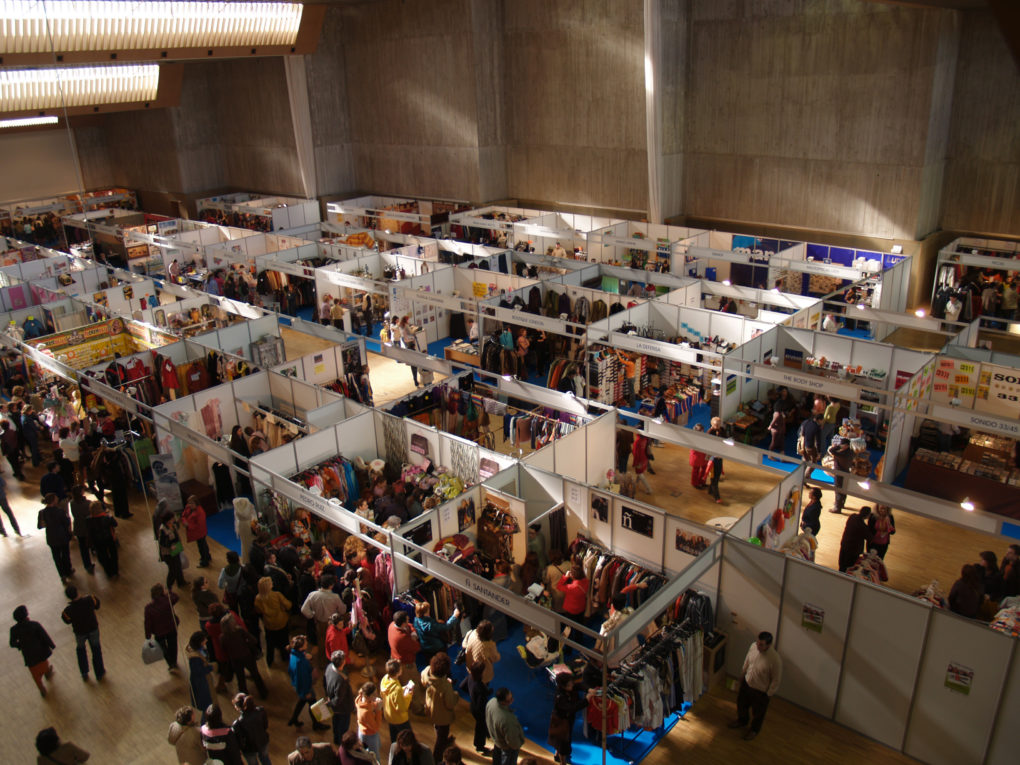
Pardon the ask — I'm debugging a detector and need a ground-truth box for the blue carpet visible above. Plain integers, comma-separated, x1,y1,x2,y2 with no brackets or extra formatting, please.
438,621,682,765
204,507,242,554
836,327,873,340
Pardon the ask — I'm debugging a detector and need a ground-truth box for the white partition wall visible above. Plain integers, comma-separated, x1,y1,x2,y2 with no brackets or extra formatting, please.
985,640,1020,765
717,539,785,677
776,559,855,718
834,585,930,750
903,611,1013,765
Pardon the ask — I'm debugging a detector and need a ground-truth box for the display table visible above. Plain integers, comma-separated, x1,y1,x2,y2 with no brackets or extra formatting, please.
444,344,479,367
903,458,1020,519
963,433,1014,466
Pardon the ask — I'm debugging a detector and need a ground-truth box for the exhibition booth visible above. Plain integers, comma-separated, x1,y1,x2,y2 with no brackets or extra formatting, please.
198,193,322,234
697,279,822,326
151,369,349,513
326,195,471,236
723,325,937,480
586,300,774,410
683,231,912,313
586,221,706,272
932,236,1020,306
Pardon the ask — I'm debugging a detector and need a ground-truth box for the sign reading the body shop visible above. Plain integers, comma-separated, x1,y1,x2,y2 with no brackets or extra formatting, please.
751,363,859,401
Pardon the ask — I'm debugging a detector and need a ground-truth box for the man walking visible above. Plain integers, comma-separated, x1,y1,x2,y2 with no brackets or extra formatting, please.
324,649,355,746
144,583,181,670
729,631,782,741
38,493,73,582
486,687,525,765
60,585,105,681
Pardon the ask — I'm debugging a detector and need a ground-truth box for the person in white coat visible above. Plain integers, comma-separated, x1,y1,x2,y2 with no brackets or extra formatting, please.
233,496,256,565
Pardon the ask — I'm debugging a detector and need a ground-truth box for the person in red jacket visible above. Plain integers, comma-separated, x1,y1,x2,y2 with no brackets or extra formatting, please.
181,495,212,568
631,434,653,495
387,611,420,686
555,564,589,619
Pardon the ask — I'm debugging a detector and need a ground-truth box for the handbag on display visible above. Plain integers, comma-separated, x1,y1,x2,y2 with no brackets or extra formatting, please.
310,698,333,722
141,638,164,665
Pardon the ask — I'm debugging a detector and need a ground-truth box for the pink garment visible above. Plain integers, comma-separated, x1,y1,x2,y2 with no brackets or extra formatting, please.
200,399,222,439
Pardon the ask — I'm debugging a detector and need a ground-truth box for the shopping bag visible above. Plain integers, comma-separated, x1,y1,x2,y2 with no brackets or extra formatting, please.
310,697,333,723
180,551,190,570
142,638,164,665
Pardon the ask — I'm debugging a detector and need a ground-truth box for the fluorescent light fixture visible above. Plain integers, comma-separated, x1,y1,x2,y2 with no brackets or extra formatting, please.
501,374,513,381
723,438,735,447
722,279,731,287
856,303,866,310
960,498,975,512
0,2,304,53
0,64,159,111
914,309,926,318
857,479,870,490
0,115,58,128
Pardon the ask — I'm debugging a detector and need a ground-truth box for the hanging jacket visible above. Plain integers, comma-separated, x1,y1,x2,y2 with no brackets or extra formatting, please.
527,286,542,314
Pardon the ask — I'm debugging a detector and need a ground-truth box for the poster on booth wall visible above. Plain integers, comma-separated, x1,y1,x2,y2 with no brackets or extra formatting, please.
801,603,825,633
975,364,1020,419
151,452,183,514
944,661,974,695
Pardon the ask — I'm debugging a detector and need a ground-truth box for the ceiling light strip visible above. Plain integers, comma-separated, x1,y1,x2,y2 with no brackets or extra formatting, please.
0,1,304,53
0,63,160,111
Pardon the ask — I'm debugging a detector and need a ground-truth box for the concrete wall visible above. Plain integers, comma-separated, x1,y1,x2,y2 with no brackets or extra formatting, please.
681,0,959,240
940,9,1020,237
335,0,501,201
26,0,1013,242
74,59,302,199
502,0,648,212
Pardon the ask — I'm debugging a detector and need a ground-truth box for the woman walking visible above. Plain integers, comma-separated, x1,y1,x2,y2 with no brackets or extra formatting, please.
460,661,491,756
254,576,291,667
219,612,267,698
157,512,187,591
867,504,896,560
186,631,215,717
706,417,726,504
287,635,329,731
420,652,458,763
548,672,588,765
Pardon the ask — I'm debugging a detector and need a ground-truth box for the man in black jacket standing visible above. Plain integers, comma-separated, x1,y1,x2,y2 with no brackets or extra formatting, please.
38,493,73,582
61,585,105,681
324,649,355,746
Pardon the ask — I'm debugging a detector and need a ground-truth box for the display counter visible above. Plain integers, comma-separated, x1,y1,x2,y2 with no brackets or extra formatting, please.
444,341,479,367
904,451,1020,519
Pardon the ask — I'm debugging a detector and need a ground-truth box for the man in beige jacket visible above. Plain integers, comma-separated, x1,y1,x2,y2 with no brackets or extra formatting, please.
729,631,782,741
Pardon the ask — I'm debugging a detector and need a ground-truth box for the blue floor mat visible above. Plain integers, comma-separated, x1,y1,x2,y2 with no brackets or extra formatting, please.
204,507,241,555
439,621,682,765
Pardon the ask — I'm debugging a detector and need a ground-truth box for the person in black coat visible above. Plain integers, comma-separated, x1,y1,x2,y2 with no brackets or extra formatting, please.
460,661,491,756
548,672,588,765
9,605,56,697
800,487,823,537
231,692,271,764
37,493,73,581
838,507,873,573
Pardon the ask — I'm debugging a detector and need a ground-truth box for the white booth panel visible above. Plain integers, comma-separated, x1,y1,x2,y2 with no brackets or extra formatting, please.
563,481,588,544
836,586,928,750
903,610,1012,765
777,560,854,718
586,489,613,549
553,428,588,483
984,640,1020,765
717,540,785,677
611,497,665,572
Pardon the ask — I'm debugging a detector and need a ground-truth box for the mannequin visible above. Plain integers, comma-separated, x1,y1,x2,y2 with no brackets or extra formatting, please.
233,496,256,564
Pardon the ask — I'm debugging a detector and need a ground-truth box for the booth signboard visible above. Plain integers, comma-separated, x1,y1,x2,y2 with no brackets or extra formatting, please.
410,433,430,456
944,662,973,695
151,452,183,514
620,504,655,538
751,363,859,401
270,474,359,535
929,403,1020,438
422,552,557,633
802,603,824,633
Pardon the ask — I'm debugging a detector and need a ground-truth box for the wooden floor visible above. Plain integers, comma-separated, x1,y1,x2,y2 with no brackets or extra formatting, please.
881,326,952,352
0,458,923,764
